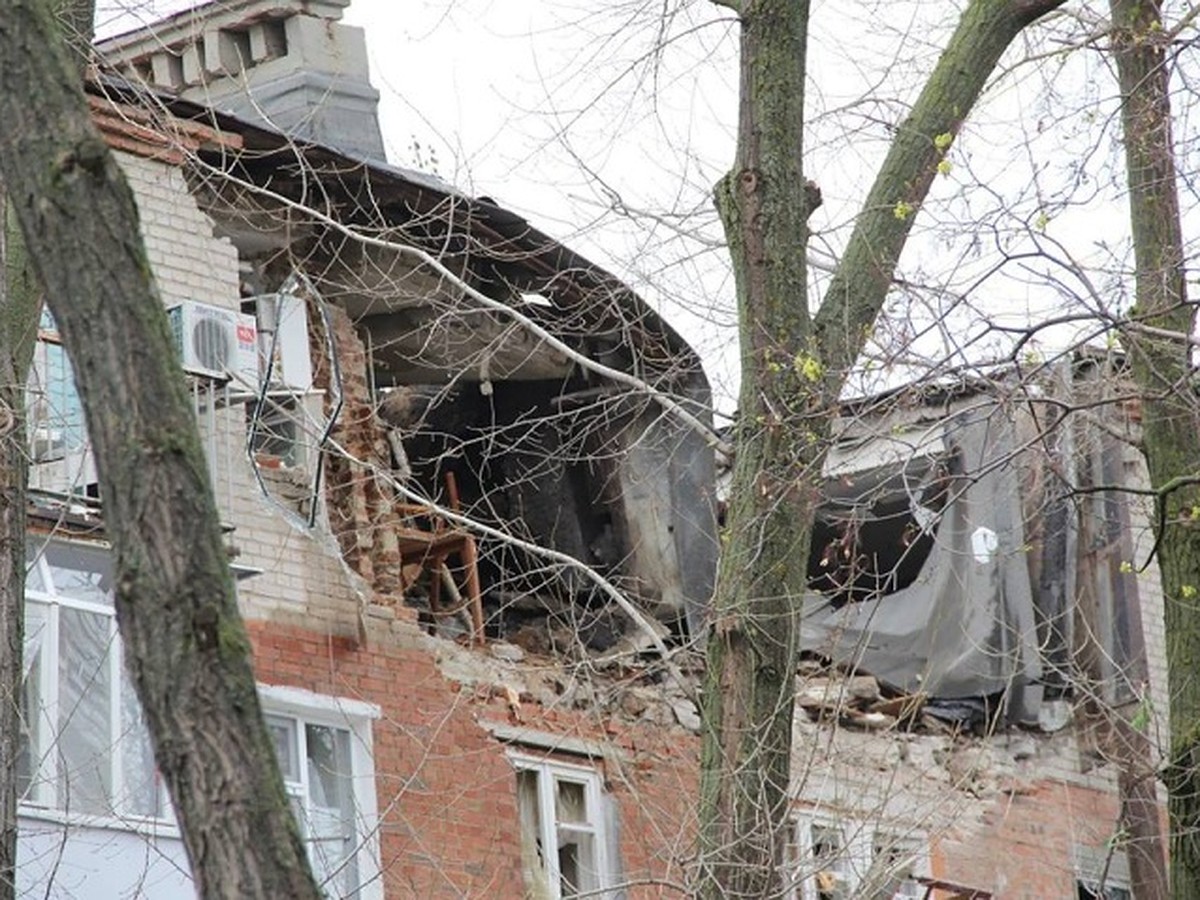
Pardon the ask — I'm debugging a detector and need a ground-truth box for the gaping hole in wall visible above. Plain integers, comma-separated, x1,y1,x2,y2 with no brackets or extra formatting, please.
384,377,640,653
806,455,954,608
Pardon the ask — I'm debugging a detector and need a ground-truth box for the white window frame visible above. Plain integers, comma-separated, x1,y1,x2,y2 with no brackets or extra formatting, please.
258,683,382,900
18,538,385,900
510,751,613,900
1075,844,1132,900
19,536,170,829
787,815,926,900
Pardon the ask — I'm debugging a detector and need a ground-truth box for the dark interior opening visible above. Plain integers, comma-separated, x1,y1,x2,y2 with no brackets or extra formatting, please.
806,455,954,607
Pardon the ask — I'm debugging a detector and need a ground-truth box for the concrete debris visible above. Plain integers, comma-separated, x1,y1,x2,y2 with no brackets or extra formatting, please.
670,698,702,732
489,641,526,663
796,672,929,732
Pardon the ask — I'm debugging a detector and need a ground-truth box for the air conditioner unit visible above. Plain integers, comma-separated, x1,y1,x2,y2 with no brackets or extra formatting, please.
167,300,259,386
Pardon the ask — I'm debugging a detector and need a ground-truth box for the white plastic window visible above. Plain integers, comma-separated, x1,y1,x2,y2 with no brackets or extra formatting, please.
259,685,381,900
19,538,164,821
27,309,95,495
512,753,611,899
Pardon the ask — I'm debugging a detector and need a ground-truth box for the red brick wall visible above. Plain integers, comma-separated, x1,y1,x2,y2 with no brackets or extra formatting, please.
932,781,1121,898
246,619,696,897
247,618,1141,899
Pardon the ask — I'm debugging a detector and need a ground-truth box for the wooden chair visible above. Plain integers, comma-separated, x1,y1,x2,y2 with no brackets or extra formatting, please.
395,471,484,645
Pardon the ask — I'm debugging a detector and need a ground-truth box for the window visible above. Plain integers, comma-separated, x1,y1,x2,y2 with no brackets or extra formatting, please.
248,395,302,467
19,540,381,900
259,685,381,900
789,818,925,900
809,823,850,900
1077,882,1131,900
1075,845,1132,900
870,832,923,900
512,754,612,899
19,538,164,820
27,309,95,495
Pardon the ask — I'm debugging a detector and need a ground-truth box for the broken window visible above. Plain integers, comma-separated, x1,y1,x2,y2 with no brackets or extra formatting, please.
810,824,850,900
248,395,303,467
869,832,923,900
789,818,926,900
513,754,611,899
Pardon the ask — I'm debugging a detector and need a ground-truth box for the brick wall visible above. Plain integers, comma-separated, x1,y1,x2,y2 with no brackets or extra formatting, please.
114,146,1163,900
247,614,694,897
244,606,1144,899
120,149,370,636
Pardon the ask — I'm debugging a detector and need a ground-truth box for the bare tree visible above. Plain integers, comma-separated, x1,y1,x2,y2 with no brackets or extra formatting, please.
1109,0,1195,894
697,1,1065,895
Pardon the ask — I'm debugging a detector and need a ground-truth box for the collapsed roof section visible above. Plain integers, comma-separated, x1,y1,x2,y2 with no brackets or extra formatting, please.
798,361,1149,729
91,22,720,641
95,4,1151,726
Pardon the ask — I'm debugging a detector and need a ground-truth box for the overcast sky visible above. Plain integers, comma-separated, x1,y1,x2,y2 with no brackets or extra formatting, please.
95,1,1183,411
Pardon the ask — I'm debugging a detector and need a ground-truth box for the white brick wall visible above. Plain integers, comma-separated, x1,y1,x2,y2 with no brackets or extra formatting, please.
118,150,365,634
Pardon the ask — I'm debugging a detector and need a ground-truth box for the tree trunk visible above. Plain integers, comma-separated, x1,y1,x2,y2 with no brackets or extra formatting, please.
0,190,31,900
696,3,816,896
0,3,322,898
1108,0,1191,895
697,1,1065,896
0,8,88,896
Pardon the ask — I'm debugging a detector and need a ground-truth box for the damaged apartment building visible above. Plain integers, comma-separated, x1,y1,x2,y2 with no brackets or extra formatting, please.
14,1,1167,898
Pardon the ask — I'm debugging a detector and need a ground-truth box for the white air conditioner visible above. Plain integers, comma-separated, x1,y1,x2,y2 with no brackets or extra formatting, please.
167,300,259,386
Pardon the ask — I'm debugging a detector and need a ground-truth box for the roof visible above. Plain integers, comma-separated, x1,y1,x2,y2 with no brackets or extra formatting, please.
89,74,704,386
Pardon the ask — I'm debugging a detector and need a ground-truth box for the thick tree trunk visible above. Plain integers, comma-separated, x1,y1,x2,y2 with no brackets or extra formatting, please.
696,3,816,896
697,1,1065,896
1108,0,1191,895
0,3,322,898
0,8,89,896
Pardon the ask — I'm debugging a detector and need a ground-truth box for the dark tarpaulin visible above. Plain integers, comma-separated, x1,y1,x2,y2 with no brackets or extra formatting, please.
799,404,1044,725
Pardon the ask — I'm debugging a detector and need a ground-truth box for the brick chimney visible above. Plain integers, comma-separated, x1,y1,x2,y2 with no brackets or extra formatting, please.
97,0,386,162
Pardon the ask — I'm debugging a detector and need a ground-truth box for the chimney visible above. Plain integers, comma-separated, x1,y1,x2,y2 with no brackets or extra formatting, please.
97,0,387,162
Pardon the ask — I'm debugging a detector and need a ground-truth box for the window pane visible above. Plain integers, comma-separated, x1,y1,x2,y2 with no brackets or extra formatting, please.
58,607,113,814
119,657,161,818
305,723,357,896
17,603,48,803
24,548,46,594
559,829,597,897
870,832,919,900
266,714,299,782
811,825,849,900
555,779,588,825
516,770,548,893
45,542,113,606
28,338,87,459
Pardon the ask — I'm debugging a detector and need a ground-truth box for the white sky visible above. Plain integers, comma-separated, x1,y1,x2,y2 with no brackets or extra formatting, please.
96,1,1197,412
